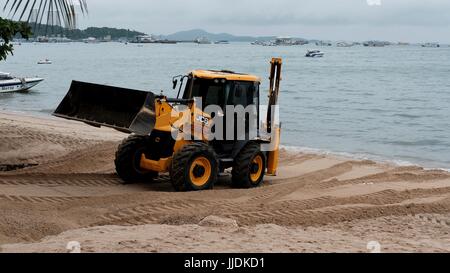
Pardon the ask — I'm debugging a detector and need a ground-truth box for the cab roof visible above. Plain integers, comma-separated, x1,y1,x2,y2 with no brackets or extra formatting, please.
191,70,261,82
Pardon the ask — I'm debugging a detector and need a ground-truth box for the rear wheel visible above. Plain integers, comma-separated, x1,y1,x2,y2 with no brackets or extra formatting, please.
170,142,218,191
232,143,266,188
115,135,158,184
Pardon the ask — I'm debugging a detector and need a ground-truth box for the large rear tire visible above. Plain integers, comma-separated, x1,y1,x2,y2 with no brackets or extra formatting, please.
232,142,266,188
170,142,218,192
115,135,158,184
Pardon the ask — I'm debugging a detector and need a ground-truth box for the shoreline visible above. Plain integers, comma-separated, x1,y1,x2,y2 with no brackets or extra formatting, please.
282,145,450,173
1,109,447,172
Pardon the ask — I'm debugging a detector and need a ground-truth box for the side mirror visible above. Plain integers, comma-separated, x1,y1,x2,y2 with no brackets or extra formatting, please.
172,79,178,90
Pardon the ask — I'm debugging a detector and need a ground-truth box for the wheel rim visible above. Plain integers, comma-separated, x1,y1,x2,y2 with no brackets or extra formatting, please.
133,149,147,174
189,156,212,187
250,155,263,183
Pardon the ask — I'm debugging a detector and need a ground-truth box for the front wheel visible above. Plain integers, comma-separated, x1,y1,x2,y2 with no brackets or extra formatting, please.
232,143,266,188
170,142,218,191
114,135,158,184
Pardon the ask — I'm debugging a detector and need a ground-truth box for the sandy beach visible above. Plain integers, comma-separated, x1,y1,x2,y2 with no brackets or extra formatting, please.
0,111,449,253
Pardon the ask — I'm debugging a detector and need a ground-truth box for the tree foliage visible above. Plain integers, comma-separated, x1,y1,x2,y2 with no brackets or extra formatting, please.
0,0,87,61
30,24,145,40
3,0,88,30
0,17,31,61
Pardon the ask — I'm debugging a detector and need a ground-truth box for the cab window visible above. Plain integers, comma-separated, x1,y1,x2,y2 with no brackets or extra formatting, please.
227,82,259,108
185,78,225,107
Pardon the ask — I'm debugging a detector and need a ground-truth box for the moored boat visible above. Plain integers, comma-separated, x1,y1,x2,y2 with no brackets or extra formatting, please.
0,72,44,93
194,37,212,44
305,50,324,58
336,41,354,47
38,59,52,65
214,40,230,44
422,43,440,48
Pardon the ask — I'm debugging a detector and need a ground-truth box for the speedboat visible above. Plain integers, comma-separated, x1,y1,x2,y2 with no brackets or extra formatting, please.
305,50,324,58
38,59,52,64
0,72,44,93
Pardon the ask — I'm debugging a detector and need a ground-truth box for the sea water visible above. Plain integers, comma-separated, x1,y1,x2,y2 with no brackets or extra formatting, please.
1,42,449,169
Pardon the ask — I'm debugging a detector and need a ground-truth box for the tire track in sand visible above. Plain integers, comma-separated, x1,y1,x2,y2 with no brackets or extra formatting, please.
10,142,119,174
414,214,450,227
94,187,450,227
224,197,450,226
0,173,121,187
319,167,450,189
1,126,97,148
94,162,360,225
0,194,87,204
246,161,358,203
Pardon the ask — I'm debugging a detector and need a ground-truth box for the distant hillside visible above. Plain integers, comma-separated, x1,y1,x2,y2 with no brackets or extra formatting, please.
25,25,306,43
164,29,278,42
29,24,145,40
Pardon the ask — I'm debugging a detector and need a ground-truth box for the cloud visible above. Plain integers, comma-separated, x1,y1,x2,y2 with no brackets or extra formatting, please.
200,0,450,27
81,0,450,28
367,0,382,6
2,0,449,42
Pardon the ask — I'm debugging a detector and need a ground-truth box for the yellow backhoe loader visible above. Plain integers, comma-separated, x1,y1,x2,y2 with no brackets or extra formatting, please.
54,58,282,191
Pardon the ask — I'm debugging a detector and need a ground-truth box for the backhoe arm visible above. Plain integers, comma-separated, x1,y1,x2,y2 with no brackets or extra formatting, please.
266,58,282,176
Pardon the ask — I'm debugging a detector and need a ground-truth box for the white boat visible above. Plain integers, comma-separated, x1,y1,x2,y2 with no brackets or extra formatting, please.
305,50,324,58
315,41,332,46
83,37,99,44
363,41,387,47
214,40,230,44
336,41,354,47
0,72,44,93
422,43,440,48
194,37,212,44
38,59,52,65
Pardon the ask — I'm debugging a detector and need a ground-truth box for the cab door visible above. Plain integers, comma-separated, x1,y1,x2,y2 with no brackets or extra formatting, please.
225,81,260,141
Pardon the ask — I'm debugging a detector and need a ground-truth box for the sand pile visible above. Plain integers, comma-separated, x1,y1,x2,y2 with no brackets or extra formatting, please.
2,215,449,253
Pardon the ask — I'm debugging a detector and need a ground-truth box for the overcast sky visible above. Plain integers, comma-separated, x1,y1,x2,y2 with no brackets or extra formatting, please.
17,0,450,42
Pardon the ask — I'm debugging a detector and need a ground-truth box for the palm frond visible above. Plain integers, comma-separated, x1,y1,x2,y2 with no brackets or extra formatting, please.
3,0,87,29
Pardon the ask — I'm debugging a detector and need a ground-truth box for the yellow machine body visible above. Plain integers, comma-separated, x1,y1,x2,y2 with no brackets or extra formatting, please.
54,58,283,191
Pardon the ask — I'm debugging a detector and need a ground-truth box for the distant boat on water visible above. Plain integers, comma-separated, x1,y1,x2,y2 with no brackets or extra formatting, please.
315,40,332,47
214,40,230,44
305,50,324,58
194,37,212,44
251,40,276,46
131,35,156,43
363,41,388,47
421,43,440,48
0,72,43,93
336,41,354,47
130,35,177,44
83,37,99,44
158,39,177,44
38,59,52,65
37,36,49,43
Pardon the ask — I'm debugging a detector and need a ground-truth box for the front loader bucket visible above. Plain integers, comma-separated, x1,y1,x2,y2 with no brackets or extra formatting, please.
53,81,156,135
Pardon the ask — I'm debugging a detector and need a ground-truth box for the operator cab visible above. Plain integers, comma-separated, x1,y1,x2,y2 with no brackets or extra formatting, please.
180,70,261,109
175,70,262,162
